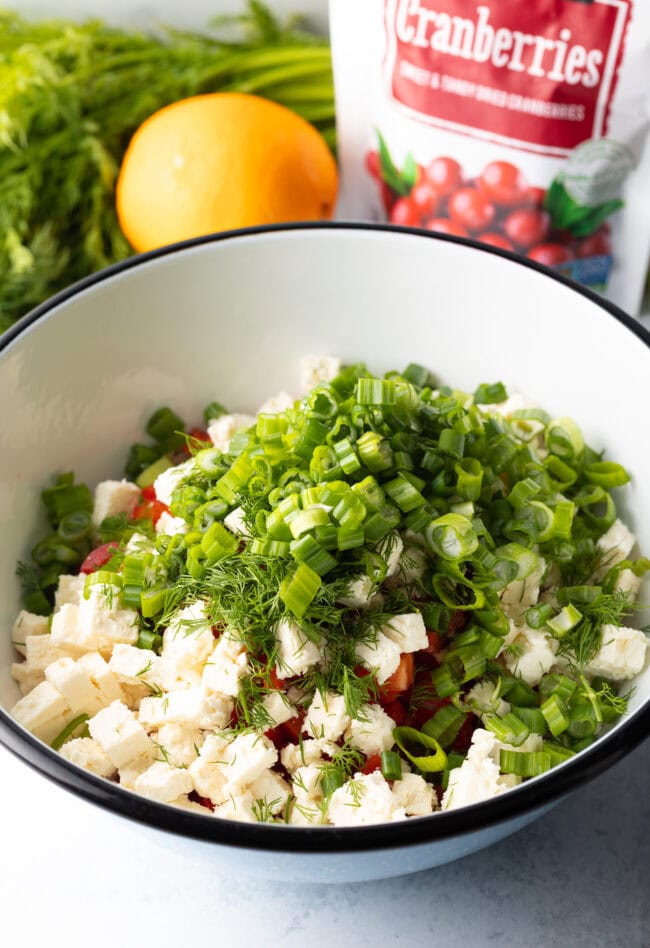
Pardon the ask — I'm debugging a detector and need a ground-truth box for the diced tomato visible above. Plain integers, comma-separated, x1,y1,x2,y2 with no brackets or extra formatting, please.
140,485,157,502
268,668,284,691
188,427,210,444
451,713,477,752
361,754,382,775
264,726,286,751
188,790,215,812
79,541,119,574
354,664,371,678
132,498,169,526
381,699,409,726
423,631,445,654
281,711,306,744
410,668,451,727
447,610,467,637
379,652,415,701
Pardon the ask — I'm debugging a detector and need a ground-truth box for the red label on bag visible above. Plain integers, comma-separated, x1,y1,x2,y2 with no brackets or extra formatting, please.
385,0,631,156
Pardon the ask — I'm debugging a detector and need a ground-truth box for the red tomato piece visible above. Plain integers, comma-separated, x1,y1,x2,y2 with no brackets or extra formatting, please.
526,186,546,207
282,711,306,744
365,149,381,179
528,243,575,266
447,610,467,637
79,541,119,574
188,427,210,444
451,714,477,752
380,652,415,701
141,485,156,502
264,726,286,751
425,156,462,196
479,161,528,207
576,230,612,257
503,208,550,249
268,668,284,691
188,791,215,811
132,499,169,526
423,631,445,654
410,668,450,727
381,699,409,726
390,197,421,227
448,188,496,232
478,232,515,252
410,180,438,218
425,218,468,237
361,754,382,775
380,181,398,213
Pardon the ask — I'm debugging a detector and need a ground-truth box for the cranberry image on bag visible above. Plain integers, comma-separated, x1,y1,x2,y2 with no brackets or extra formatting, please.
331,0,650,314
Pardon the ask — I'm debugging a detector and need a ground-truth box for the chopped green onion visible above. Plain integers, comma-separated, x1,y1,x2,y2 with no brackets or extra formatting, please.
380,750,403,781
146,406,185,445
84,571,121,598
511,706,547,734
499,749,552,777
279,562,321,618
541,694,570,736
508,477,541,509
195,448,224,477
333,437,361,475
546,417,584,460
392,726,447,773
546,604,582,637
525,602,554,630
57,510,91,543
539,674,577,704
136,629,163,652
136,455,172,489
200,522,238,563
484,712,530,747
50,713,90,751
356,378,398,405
357,431,394,472
141,586,171,618
320,770,345,798
474,381,507,404
438,428,465,459
384,474,426,512
422,705,466,747
431,663,460,698
290,535,337,575
584,461,630,488
542,741,576,766
425,513,478,560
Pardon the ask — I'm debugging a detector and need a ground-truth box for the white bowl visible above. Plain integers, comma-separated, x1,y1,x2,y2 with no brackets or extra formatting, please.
1,223,648,883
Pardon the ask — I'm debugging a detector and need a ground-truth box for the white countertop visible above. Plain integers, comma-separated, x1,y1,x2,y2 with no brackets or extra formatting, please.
1,736,648,947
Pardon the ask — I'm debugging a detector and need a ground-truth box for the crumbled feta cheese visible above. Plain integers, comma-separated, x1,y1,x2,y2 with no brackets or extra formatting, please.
274,618,321,678
188,734,231,804
138,687,233,730
480,391,539,415
222,732,278,789
391,773,437,816
154,723,205,767
258,391,295,415
248,770,291,816
169,795,213,813
386,544,428,589
380,613,428,653
299,354,341,393
337,574,375,608
124,532,154,556
12,611,48,656
152,459,195,507
11,662,44,696
109,644,165,691
502,625,558,686
134,761,194,804
160,601,215,690
584,625,648,681
44,657,105,716
223,506,249,537
54,574,86,611
118,754,154,790
355,632,401,684
88,700,153,768
51,587,139,654
376,531,404,579
202,632,248,697
213,792,257,823
614,568,642,599
594,519,637,579
347,704,396,757
328,771,403,826
91,479,140,528
24,633,78,672
155,511,188,537
78,652,126,705
442,729,514,810
293,763,323,801
59,737,115,778
500,558,547,624
280,738,338,773
207,414,256,453
262,691,296,728
10,681,71,742
304,690,350,742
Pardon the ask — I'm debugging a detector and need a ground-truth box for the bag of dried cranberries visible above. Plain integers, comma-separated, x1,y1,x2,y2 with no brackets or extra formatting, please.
330,0,650,314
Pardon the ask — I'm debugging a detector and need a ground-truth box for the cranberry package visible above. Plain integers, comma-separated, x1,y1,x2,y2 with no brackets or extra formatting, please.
330,0,650,314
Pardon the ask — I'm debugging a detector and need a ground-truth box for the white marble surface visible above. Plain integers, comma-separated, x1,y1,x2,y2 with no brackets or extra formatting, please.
1,736,648,947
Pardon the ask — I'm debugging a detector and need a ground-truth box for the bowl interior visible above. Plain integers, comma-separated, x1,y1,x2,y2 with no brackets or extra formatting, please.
1,225,648,740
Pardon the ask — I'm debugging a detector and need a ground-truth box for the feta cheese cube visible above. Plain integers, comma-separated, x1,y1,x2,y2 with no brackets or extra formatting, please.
391,773,437,816
280,738,338,773
154,724,205,767
274,619,321,678
442,729,518,810
248,770,291,816
380,613,428,653
134,761,194,804
188,733,231,804
202,632,248,698
118,754,155,790
207,414,255,454
376,531,404,579
584,624,648,681
155,512,188,537
77,588,139,652
299,354,341,393
502,625,558,686
92,479,140,528
59,737,115,778
10,681,71,741
292,763,324,802
338,574,375,609
222,732,278,789
160,601,215,690
213,791,257,823
262,691,296,728
12,610,49,656
258,391,295,415
223,506,249,538
328,771,401,826
614,568,642,599
355,632,401,684
24,633,78,672
44,657,105,716
500,558,547,624
11,661,44,696
152,459,195,507
77,652,126,705
386,544,428,589
595,518,636,579
304,690,350,742
138,688,233,730
54,574,86,610
109,644,164,690
88,700,153,768
347,704,396,757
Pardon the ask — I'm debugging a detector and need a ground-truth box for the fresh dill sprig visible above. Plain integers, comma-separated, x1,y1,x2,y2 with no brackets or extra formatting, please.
557,590,632,666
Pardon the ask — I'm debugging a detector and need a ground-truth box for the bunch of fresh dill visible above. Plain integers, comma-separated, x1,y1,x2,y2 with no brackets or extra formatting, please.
0,2,334,330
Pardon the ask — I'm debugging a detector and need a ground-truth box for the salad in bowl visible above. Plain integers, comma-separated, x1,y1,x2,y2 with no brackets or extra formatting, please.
9,355,648,826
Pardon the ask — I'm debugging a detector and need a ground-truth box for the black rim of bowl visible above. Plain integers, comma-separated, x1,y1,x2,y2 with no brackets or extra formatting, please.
1,221,649,855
